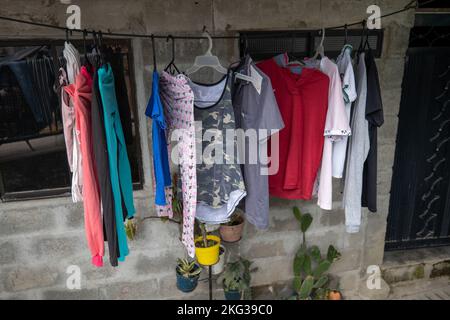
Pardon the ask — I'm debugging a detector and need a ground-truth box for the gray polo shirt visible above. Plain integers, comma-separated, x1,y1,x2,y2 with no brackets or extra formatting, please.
232,55,285,229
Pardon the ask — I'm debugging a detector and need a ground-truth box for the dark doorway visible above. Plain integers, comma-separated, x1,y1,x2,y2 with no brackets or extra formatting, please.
386,23,450,250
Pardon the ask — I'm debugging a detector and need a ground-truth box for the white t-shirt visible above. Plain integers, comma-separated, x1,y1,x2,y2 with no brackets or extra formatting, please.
314,57,351,210
332,45,357,178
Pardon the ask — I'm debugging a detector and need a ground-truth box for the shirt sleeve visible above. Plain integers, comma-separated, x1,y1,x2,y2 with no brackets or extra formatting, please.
323,60,352,141
343,58,357,105
259,73,285,141
365,51,384,127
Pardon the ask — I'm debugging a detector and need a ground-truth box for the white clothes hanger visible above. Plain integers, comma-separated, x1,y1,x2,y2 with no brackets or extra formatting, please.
185,29,228,75
234,66,263,94
312,27,326,60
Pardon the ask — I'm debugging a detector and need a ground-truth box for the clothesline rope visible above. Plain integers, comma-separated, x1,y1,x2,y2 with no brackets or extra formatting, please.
0,0,433,40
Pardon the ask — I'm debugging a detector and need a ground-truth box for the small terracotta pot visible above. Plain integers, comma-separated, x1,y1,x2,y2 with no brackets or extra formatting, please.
328,290,342,300
220,217,245,243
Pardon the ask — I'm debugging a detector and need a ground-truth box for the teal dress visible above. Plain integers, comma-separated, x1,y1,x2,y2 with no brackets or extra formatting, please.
98,64,135,261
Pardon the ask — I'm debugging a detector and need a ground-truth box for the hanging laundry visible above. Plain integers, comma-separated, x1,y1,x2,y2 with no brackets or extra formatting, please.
231,54,284,230
145,71,172,207
0,47,50,129
106,47,134,145
362,49,384,212
63,42,81,84
342,53,370,233
27,55,58,129
91,64,119,267
98,64,136,262
64,66,104,267
159,71,197,258
188,71,246,224
306,56,351,210
63,42,83,203
257,53,329,200
57,68,75,171
333,44,357,178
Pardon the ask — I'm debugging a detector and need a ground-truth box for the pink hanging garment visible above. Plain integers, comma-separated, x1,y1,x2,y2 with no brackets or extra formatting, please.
65,66,104,267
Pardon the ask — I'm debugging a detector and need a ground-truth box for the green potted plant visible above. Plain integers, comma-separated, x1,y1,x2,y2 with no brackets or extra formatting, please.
176,258,202,293
291,206,341,300
219,209,245,243
195,223,221,266
219,257,255,300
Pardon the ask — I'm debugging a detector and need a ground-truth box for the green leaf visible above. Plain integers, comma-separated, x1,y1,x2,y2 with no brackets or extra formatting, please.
298,276,314,300
292,206,302,222
296,246,307,258
313,275,329,289
326,245,341,262
303,254,312,275
313,260,331,278
309,245,321,262
300,213,313,233
293,254,305,276
293,276,302,292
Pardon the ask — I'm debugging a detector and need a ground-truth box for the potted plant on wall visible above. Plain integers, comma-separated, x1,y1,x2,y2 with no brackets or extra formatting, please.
219,209,245,243
219,257,255,300
195,223,221,266
291,206,341,300
176,258,202,293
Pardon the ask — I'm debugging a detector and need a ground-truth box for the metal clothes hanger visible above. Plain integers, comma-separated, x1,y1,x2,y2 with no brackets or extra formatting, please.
185,26,227,75
164,35,180,75
151,34,157,72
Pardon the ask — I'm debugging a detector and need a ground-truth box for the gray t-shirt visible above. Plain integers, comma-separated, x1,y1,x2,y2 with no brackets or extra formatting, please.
232,55,285,229
342,53,370,233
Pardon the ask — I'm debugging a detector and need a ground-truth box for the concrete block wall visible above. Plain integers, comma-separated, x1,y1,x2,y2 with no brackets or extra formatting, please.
0,0,414,299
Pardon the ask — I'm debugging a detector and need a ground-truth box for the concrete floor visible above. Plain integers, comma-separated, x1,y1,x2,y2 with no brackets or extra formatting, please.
389,277,450,300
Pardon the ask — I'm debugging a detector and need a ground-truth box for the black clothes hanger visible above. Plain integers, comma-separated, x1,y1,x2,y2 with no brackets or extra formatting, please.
151,34,157,72
98,30,107,68
65,28,70,43
357,20,368,58
164,35,180,75
344,24,348,45
82,29,93,68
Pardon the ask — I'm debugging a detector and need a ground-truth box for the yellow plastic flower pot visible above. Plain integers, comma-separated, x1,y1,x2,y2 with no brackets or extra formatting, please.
195,235,221,266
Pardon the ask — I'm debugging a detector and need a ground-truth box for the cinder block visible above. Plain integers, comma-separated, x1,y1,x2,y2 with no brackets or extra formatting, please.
134,250,183,276
61,204,84,230
2,266,59,292
32,234,85,260
242,239,286,259
43,288,103,300
0,241,16,265
101,279,159,300
0,208,56,237
330,249,362,274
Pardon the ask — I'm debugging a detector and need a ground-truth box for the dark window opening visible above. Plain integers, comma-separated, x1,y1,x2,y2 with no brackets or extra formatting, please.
0,39,143,202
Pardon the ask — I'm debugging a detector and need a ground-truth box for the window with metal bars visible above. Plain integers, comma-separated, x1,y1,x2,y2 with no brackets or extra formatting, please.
239,29,384,61
0,39,143,202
